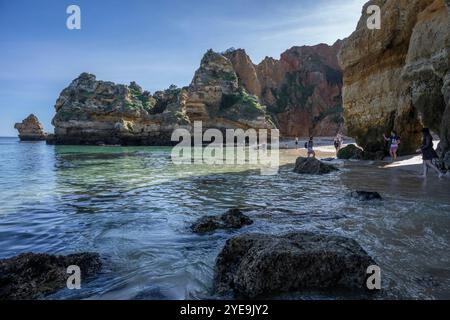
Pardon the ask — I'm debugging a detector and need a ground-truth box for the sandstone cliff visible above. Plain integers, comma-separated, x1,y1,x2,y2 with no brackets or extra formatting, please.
51,51,274,146
51,42,344,146
339,0,450,161
14,114,47,141
225,41,344,137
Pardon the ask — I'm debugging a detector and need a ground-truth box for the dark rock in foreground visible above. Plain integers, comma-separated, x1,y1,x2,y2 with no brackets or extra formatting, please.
350,191,383,201
293,157,338,175
0,252,101,300
214,232,375,298
191,209,253,234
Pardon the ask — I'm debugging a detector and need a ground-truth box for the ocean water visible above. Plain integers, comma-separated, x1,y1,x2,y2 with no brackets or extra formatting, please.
0,137,449,300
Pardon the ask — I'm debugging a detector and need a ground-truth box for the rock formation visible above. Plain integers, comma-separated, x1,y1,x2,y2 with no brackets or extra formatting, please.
293,157,338,174
191,208,253,234
51,52,274,146
339,0,450,161
214,232,375,298
14,114,47,141
337,144,364,160
225,42,344,137
0,252,101,300
50,43,344,145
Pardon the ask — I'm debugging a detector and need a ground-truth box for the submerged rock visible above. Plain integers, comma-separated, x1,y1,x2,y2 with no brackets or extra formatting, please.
14,114,47,141
214,232,375,298
350,191,383,201
191,208,253,234
0,252,101,300
293,157,338,175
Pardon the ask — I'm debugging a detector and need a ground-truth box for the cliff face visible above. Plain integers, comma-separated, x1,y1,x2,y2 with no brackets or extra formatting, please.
51,42,344,145
51,51,274,146
339,0,450,159
226,42,344,137
14,114,47,141
184,50,273,131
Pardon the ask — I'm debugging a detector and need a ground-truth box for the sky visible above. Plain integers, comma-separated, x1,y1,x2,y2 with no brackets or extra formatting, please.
0,0,366,136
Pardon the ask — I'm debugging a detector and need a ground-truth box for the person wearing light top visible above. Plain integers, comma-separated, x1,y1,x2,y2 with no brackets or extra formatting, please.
383,130,400,161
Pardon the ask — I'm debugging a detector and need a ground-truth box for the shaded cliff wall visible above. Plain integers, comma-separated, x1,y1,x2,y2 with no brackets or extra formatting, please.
339,0,450,159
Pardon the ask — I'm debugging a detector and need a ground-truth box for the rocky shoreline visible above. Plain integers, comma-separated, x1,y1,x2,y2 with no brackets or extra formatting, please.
0,252,101,300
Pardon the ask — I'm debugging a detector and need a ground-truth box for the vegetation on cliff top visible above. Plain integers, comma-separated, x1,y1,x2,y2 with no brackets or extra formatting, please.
220,90,266,120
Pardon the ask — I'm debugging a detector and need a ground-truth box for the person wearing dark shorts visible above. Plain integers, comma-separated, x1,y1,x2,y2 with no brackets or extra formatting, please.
417,128,443,179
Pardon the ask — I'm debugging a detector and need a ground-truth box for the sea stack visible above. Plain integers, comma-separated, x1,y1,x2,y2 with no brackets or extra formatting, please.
14,114,47,141
51,64,275,146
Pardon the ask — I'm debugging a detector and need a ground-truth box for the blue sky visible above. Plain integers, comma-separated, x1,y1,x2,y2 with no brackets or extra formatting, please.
0,0,366,136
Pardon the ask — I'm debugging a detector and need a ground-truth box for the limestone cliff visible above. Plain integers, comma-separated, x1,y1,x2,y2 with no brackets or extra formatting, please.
51,52,274,146
184,50,274,131
51,42,344,145
226,42,344,137
339,0,450,161
51,73,184,145
14,114,47,141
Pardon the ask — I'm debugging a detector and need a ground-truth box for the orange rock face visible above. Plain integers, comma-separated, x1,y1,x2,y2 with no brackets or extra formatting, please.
226,41,344,138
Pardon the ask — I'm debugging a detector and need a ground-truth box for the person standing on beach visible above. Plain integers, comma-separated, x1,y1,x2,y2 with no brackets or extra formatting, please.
306,136,315,158
295,137,299,149
417,128,443,179
334,133,343,154
383,131,400,161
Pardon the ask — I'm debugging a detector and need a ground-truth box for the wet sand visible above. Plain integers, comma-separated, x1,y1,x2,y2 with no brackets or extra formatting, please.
282,137,449,178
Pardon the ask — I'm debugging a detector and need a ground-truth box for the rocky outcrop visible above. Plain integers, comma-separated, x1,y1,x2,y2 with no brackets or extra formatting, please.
339,0,450,160
51,52,274,146
50,41,345,145
337,144,364,160
14,114,47,141
0,252,101,300
226,42,344,137
349,191,383,201
224,49,262,98
184,50,274,131
191,208,253,234
51,72,181,145
293,157,338,174
214,232,375,298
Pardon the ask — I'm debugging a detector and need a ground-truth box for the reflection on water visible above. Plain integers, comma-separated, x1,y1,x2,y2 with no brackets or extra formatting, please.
0,137,449,299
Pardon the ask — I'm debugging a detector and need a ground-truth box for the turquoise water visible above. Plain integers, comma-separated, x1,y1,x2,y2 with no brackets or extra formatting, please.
1,137,450,299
